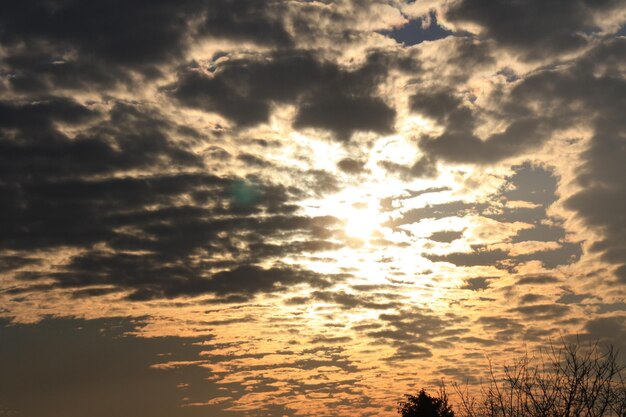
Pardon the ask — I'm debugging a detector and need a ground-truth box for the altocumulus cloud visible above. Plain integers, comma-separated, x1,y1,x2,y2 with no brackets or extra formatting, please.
1,1,626,417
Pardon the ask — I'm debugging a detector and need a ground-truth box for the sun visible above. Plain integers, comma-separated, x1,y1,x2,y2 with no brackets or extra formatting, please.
343,204,380,240
298,185,391,242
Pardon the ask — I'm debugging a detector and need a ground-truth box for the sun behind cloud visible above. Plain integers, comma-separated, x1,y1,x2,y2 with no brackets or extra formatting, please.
344,202,381,239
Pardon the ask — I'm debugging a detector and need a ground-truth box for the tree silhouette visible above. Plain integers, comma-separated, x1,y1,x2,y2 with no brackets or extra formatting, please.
399,342,626,417
453,342,626,417
398,387,455,417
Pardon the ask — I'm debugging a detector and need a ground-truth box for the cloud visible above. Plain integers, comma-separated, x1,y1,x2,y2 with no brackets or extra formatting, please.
0,316,237,417
0,0,293,92
517,275,560,285
0,101,202,182
476,316,524,341
0,0,198,65
499,38,626,283
509,304,570,320
289,290,401,310
429,230,464,243
365,307,466,361
0,97,97,127
1,98,348,299
14,211,346,300
294,95,396,140
580,316,626,352
200,0,292,47
460,276,493,291
419,117,551,164
408,82,553,165
168,50,399,138
0,93,354,301
337,158,368,174
385,200,484,227
1,2,626,415
425,246,509,267
444,0,626,59
206,265,344,298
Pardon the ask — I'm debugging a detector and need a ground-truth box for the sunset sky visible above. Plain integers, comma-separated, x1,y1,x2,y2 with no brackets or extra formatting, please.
2,1,626,416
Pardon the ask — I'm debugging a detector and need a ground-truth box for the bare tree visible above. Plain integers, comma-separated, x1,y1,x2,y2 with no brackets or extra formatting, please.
453,342,626,417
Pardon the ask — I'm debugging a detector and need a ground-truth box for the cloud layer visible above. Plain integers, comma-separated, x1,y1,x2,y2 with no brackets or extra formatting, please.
1,1,626,416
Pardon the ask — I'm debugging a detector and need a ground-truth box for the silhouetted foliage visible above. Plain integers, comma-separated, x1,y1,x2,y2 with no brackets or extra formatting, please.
452,342,626,417
400,342,626,417
398,387,455,417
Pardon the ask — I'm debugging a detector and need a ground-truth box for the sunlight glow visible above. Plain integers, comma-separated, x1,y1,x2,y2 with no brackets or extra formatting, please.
344,206,379,239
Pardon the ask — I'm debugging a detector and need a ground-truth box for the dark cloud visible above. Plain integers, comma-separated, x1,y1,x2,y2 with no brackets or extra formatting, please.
2,48,127,93
366,307,466,361
0,3,625,415
0,0,293,92
445,0,626,59
420,117,551,164
564,86,626,281
435,366,480,384
460,276,493,291
293,290,401,310
512,224,566,243
0,256,39,274
378,156,438,179
0,97,97,128
14,212,346,300
519,293,548,304
476,316,525,341
429,230,463,243
509,304,570,320
580,316,626,352
247,240,344,259
0,101,202,183
385,200,484,228
237,153,273,168
309,335,352,344
1,101,347,300
303,169,342,196
410,89,472,131
0,317,237,417
517,275,560,285
425,246,509,267
206,265,344,298
427,242,580,270
200,0,292,47
0,91,354,301
595,302,626,314
556,291,591,305
1,175,220,251
0,0,196,66
494,39,626,283
337,158,367,174
501,163,559,206
411,44,626,165
379,187,451,212
515,242,582,269
294,95,396,140
447,36,495,69
168,51,397,139
410,83,554,165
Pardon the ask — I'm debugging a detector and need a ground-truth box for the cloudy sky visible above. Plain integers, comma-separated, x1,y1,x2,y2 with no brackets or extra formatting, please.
1,1,626,416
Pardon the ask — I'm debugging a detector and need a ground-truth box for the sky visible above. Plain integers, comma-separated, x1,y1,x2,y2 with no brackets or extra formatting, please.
1,1,626,416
